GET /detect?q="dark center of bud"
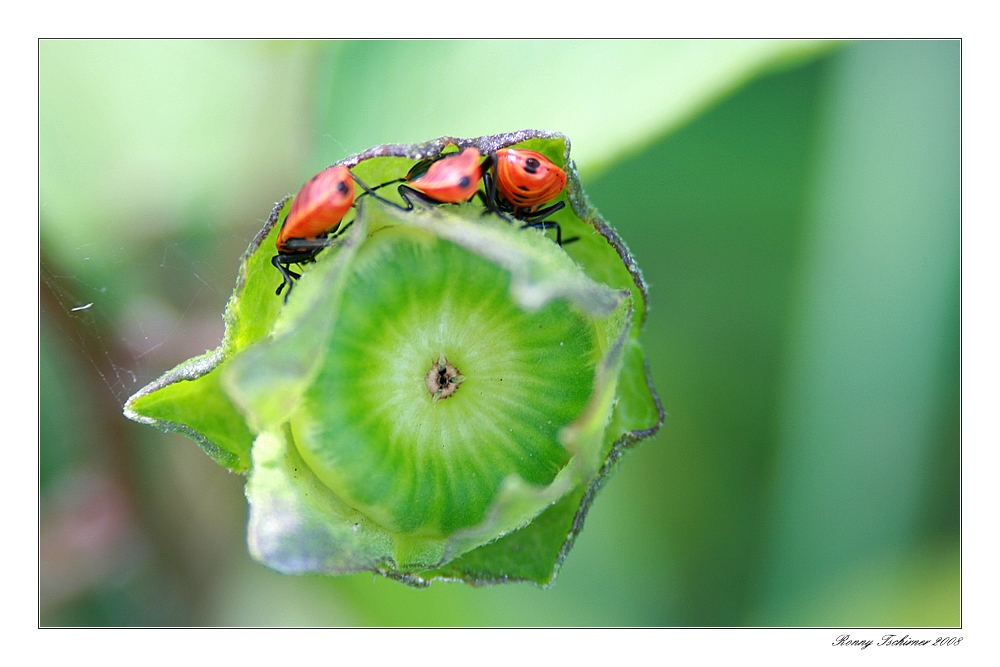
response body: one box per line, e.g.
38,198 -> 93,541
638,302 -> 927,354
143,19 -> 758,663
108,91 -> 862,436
425,352 -> 466,403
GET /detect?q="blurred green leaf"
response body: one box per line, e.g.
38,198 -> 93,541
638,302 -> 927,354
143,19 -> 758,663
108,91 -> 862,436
39,40 -> 317,265
580,53 -> 833,625
316,40 -> 837,176
755,40 -> 960,624
763,543 -> 960,626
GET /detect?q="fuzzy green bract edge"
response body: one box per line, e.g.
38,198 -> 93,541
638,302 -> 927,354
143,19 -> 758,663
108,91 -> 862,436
123,130 -> 663,586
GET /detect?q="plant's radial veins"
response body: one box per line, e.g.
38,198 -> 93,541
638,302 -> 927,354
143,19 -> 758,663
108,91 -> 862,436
292,231 -> 599,536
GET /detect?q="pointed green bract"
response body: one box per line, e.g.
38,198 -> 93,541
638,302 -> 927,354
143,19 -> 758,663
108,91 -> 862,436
124,131 -> 663,585
125,353 -> 250,472
123,197 -> 294,474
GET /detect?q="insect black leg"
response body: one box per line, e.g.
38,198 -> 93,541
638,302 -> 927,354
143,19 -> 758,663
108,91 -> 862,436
363,176 -> 407,196
342,182 -> 426,213
480,168 -> 506,219
482,154 -> 501,213
346,173 -> 410,211
272,247 -> 323,302
522,201 -> 566,222
397,184 -> 447,210
521,221 -> 560,245
520,220 -> 579,246
358,156 -> 437,200
518,201 -> 578,246
474,188 -> 490,209
272,255 -> 300,300
477,182 -> 516,225
331,219 -> 354,238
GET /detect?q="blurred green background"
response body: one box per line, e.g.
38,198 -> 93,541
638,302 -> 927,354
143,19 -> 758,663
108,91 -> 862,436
39,40 -> 959,626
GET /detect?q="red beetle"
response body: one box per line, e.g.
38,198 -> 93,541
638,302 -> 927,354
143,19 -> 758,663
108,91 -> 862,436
276,165 -> 355,254
492,148 -> 567,211
483,148 -> 575,245
272,164 -> 374,300
365,145 -> 575,245
365,147 -> 483,211
406,147 -> 483,204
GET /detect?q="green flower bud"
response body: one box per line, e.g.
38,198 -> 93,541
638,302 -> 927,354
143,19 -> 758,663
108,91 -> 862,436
124,131 -> 662,586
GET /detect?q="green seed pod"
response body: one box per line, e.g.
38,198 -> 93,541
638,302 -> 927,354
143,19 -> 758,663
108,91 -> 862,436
125,131 -> 662,586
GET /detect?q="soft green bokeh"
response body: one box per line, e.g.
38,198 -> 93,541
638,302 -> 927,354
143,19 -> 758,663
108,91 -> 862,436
316,40 -> 833,175
754,40 -> 960,625
40,41 -> 317,267
39,40 -> 959,627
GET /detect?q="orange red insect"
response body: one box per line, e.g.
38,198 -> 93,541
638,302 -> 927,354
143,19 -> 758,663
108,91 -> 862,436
405,147 -> 483,205
483,148 -> 572,245
272,146 -> 573,300
271,165 -> 365,300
